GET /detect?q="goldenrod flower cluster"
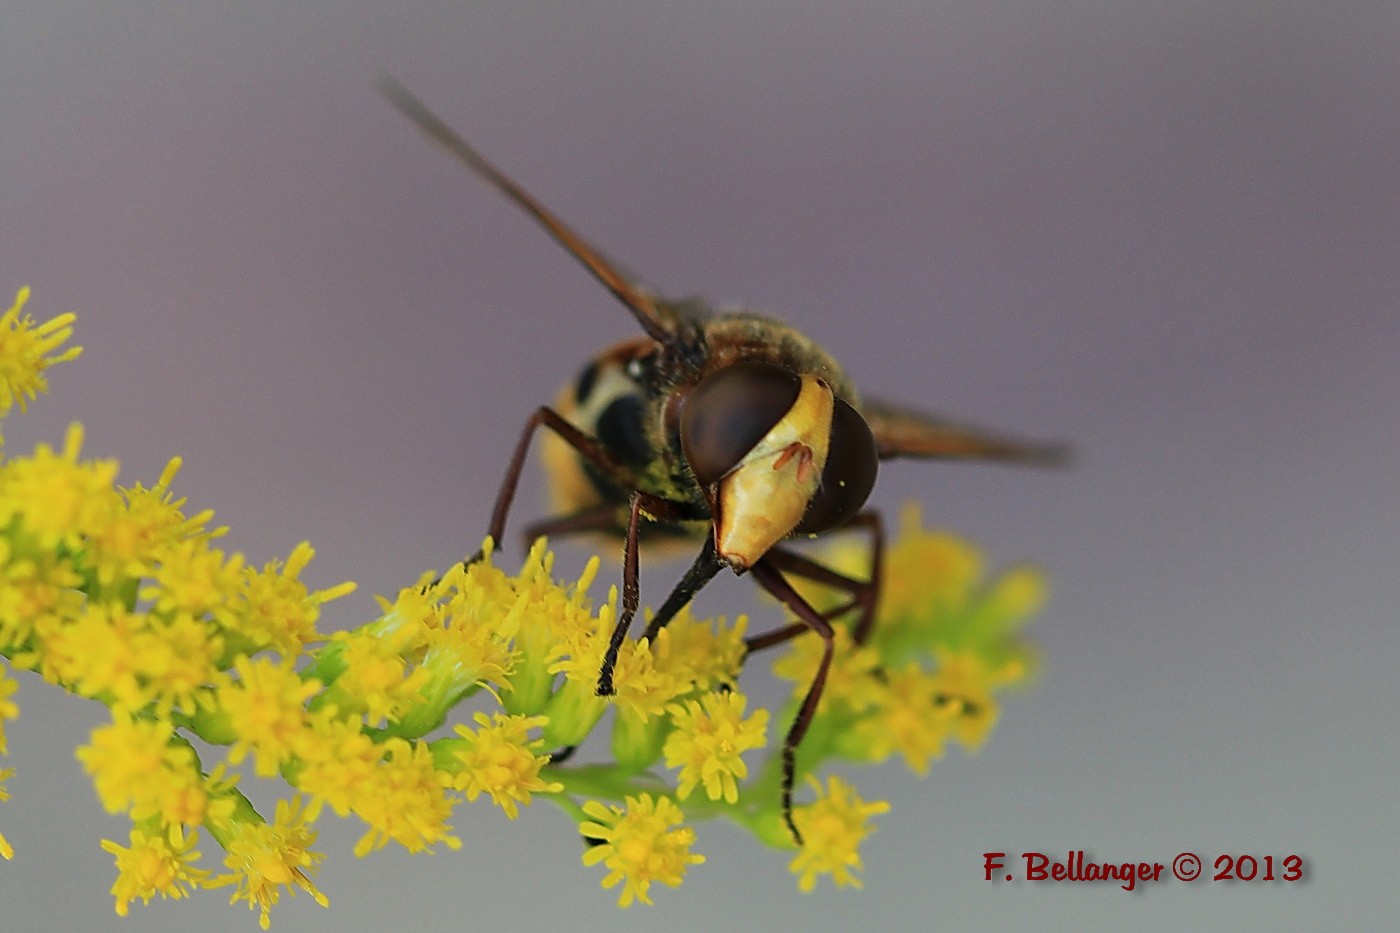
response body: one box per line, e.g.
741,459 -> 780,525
0,287 -> 1047,925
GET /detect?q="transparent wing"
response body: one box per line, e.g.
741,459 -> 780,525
862,398 -> 1069,465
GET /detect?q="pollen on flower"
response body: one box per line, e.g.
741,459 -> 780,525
321,629 -> 430,726
294,709 -> 384,818
580,794 -> 704,907
234,542 -> 353,657
447,711 -> 561,819
928,651 -> 1001,751
853,663 -> 957,774
788,775 -> 889,892
0,767 -> 14,859
76,715 -> 202,821
0,664 -> 17,754
216,657 -> 320,777
143,540 -> 245,631
0,542 -> 84,655
40,601 -> 152,709
346,737 -> 461,857
663,691 -> 768,804
85,457 -> 224,586
648,606 -> 747,691
0,286 -> 82,416
209,796 -> 328,931
101,824 -> 208,917
0,424 -> 120,552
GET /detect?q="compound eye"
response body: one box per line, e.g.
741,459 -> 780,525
795,397 -> 878,534
680,362 -> 801,486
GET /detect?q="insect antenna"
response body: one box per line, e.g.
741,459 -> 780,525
376,75 -> 684,351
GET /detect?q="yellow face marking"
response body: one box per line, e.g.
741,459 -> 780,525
715,374 -> 834,569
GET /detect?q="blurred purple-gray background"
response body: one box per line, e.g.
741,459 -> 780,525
3,2 -> 1397,929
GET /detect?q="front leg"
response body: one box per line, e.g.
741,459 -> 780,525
469,405 -> 634,565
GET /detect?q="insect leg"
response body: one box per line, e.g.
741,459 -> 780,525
600,533 -> 727,695
640,535 -> 724,642
745,509 -> 887,650
744,620 -> 808,653
520,503 -> 621,550
749,557 -> 836,846
472,406 -> 638,563
481,407 -> 620,557
596,492 -> 643,697
842,510 -> 886,644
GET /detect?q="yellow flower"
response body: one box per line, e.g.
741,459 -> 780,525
0,286 -> 82,416
347,737 -> 460,857
216,657 -> 319,777
321,629 -> 430,726
0,664 -> 17,754
77,716 -> 203,821
85,457 -> 223,586
424,616 -> 516,687
134,612 -> 223,717
0,767 -> 13,859
209,796 -> 327,931
0,423 -> 120,551
447,711 -> 561,819
162,763 -> 238,831
41,602 -> 220,716
788,775 -> 889,892
800,503 -> 984,642
554,600 -> 690,722
143,540 -> 245,630
879,504 -> 984,621
413,612 -> 516,723
440,541 -> 598,714
294,709 -> 384,818
928,651 -> 1000,751
0,541 -> 84,654
648,606 -> 747,692
370,574 -> 440,640
580,794 -> 704,907
982,564 -> 1047,624
0,297 -> 1049,919
442,539 -> 599,656
853,663 -> 956,774
663,692 -> 768,803
100,824 -> 208,917
235,542 -> 353,656
41,601 -> 151,709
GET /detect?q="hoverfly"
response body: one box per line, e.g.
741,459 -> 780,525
379,78 -> 1063,841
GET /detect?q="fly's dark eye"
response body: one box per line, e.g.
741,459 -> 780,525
795,397 -> 878,534
680,362 -> 801,486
